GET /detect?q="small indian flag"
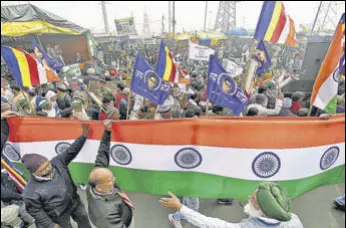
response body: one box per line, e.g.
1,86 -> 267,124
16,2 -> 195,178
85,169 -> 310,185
311,14 -> 345,114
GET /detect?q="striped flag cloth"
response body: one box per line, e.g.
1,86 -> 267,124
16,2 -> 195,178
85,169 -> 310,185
118,191 -> 135,210
1,46 -> 61,87
311,14 -> 345,114
80,85 -> 103,107
1,156 -> 27,193
5,116 -> 345,199
254,1 -> 298,47
156,40 -> 177,82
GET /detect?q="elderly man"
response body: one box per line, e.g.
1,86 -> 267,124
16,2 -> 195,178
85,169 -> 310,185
87,120 -> 134,228
160,182 -> 303,228
21,125 -> 92,228
279,98 -> 295,117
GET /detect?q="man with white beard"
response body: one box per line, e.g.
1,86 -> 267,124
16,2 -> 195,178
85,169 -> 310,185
160,182 -> 303,228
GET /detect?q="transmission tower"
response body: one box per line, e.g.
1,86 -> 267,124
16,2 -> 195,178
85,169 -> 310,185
142,10 -> 151,36
214,1 -> 239,33
311,1 -> 344,35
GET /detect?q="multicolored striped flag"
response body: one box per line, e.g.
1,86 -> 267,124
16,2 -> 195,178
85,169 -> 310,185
1,156 -> 27,193
254,1 -> 298,47
1,46 -> 61,87
311,14 -> 345,114
5,116 -> 345,199
156,40 -> 177,83
80,85 -> 103,107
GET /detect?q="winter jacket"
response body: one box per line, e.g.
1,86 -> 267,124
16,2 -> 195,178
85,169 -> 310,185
56,93 -> 73,117
22,136 -> 87,228
1,172 -> 22,203
87,131 -> 133,228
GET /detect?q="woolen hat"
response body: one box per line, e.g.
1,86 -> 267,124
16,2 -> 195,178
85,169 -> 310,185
21,154 -> 48,174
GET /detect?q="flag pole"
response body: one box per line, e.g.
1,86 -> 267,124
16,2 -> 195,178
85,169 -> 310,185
126,88 -> 132,120
205,99 -> 210,116
242,39 -> 257,93
20,89 -> 36,116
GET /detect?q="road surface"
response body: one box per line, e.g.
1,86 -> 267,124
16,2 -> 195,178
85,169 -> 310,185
71,184 -> 345,228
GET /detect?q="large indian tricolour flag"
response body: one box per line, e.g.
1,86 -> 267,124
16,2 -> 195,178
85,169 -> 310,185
3,116 -> 345,199
311,14 -> 345,114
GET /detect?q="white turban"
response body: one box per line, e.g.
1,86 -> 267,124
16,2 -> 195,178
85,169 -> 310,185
282,98 -> 292,109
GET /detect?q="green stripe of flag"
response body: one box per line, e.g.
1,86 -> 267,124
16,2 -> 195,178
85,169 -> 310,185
16,163 -> 345,200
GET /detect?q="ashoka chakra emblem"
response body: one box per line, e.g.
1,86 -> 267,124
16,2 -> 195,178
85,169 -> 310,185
111,145 -> 132,165
3,143 -> 21,162
175,148 -> 202,169
55,142 -> 71,155
252,152 -> 281,178
320,146 -> 340,170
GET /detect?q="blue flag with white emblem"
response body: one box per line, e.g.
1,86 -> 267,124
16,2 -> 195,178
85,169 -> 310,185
207,55 -> 248,116
253,40 -> 271,75
131,54 -> 170,105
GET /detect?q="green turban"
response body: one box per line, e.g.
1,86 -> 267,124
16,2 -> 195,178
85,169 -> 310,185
256,182 -> 292,222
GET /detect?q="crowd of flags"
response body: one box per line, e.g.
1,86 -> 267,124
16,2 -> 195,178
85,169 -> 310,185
0,1 -> 345,116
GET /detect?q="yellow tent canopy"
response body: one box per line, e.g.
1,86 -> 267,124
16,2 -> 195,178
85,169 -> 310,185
1,4 -> 89,37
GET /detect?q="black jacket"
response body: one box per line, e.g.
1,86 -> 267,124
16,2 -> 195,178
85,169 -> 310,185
1,119 -> 9,153
1,119 -> 22,203
22,135 -> 87,228
56,93 -> 73,118
1,172 -> 22,203
87,131 -> 133,228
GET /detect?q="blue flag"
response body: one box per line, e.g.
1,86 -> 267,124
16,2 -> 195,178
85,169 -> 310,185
32,39 -> 64,71
131,54 -> 170,105
253,40 -> 271,75
207,55 -> 248,116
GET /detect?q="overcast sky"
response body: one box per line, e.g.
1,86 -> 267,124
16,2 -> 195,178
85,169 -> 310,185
2,1 -> 344,34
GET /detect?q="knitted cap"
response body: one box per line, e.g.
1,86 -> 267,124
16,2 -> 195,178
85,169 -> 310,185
21,154 -> 48,174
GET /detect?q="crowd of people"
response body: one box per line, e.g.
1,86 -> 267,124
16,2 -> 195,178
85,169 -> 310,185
1,39 -> 345,228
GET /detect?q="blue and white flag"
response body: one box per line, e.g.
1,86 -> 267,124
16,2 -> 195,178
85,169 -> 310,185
131,54 -> 170,105
207,55 -> 248,116
253,40 -> 271,75
32,39 -> 64,71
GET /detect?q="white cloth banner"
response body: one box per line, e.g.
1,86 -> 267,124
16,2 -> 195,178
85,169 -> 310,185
223,59 -> 243,78
188,41 -> 215,61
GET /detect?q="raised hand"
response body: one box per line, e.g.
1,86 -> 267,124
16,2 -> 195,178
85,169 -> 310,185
159,192 -> 183,211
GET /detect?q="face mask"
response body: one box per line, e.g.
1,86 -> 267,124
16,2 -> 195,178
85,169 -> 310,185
33,169 -> 55,181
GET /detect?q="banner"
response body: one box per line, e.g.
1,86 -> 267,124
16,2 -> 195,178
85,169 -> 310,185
115,17 -> 137,36
189,41 -> 215,61
131,54 -> 170,105
222,59 -> 243,78
4,116 -> 345,199
207,55 -> 248,116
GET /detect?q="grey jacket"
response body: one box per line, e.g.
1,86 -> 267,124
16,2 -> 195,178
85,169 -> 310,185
22,136 -> 87,228
87,131 -> 133,228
